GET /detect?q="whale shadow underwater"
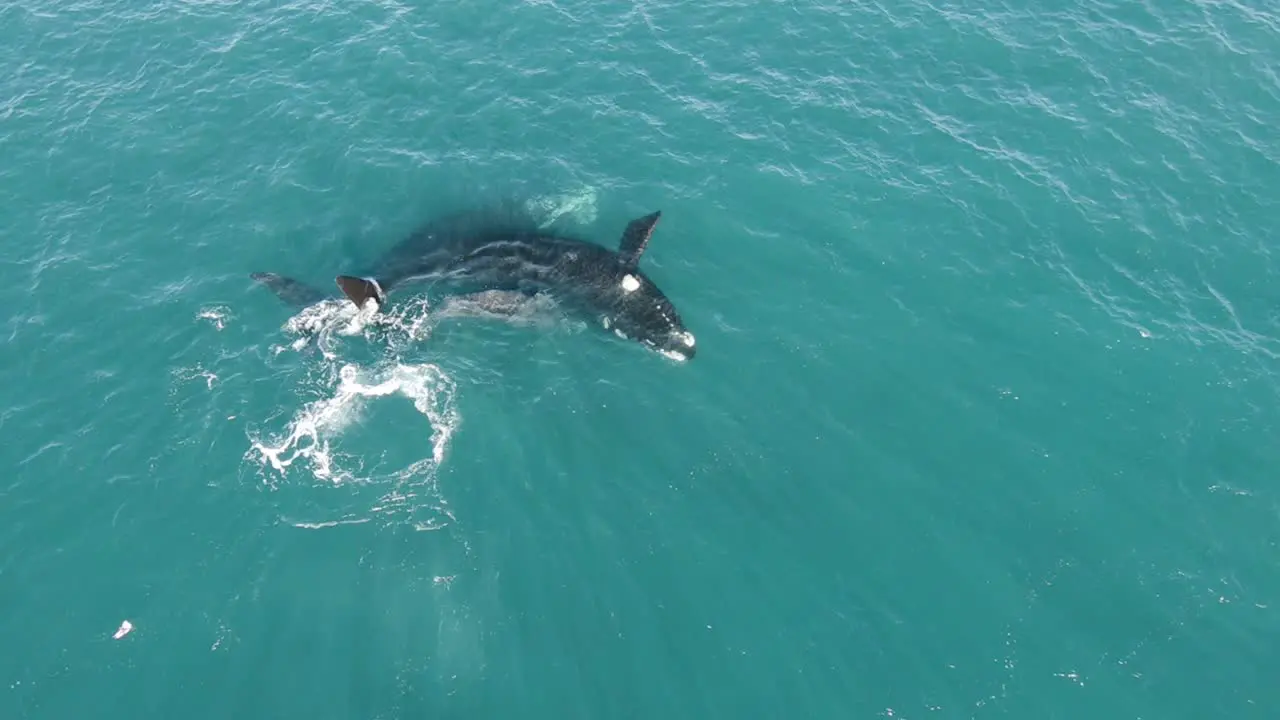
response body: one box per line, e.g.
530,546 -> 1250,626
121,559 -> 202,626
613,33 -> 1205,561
251,203 -> 697,362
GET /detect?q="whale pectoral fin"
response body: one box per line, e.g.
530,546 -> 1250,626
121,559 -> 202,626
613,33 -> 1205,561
251,272 -> 329,308
618,210 -> 661,269
336,275 -> 386,310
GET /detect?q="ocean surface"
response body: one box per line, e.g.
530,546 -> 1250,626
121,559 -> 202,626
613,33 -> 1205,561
3,0 -> 1278,717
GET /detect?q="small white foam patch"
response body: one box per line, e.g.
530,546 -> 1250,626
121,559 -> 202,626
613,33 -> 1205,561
274,299 -> 369,359
288,518 -> 372,530
173,364 -> 218,389
270,294 -> 431,360
621,274 -> 640,292
197,306 -> 231,331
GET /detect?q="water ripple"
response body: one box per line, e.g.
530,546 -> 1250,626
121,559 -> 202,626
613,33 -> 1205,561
3,0 -> 1280,716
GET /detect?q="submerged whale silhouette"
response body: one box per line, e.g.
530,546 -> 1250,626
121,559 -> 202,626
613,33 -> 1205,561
252,204 -> 696,361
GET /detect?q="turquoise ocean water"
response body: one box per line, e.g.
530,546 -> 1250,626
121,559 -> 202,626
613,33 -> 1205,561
3,0 -> 1278,717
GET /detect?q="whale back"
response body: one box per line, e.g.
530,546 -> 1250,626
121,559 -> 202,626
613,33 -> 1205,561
386,202 -> 542,260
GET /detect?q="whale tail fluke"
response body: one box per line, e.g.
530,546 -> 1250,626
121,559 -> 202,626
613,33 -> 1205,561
251,272 -> 329,308
336,275 -> 386,310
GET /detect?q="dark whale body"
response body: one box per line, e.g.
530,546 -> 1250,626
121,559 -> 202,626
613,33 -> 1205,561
253,204 -> 696,361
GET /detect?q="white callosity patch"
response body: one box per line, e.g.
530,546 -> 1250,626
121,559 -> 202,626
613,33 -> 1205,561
621,274 -> 641,293
679,331 -> 695,348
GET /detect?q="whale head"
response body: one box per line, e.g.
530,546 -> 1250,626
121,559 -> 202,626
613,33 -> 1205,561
598,270 -> 696,362
574,209 -> 696,361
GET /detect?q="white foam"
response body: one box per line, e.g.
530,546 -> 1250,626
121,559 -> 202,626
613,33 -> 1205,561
270,298 -> 368,360
171,364 -> 218,391
197,306 -> 231,331
270,295 -> 432,360
247,361 -> 459,485
288,518 -> 372,530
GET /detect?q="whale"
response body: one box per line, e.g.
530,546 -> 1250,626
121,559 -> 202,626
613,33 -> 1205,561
251,271 -> 542,319
252,204 -> 696,361
250,272 -> 556,335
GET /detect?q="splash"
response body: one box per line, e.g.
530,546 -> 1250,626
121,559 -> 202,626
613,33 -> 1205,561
239,280 -> 468,526
246,287 -> 565,489
270,297 -> 384,360
247,360 -> 459,485
197,305 -> 232,331
172,363 -> 218,389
